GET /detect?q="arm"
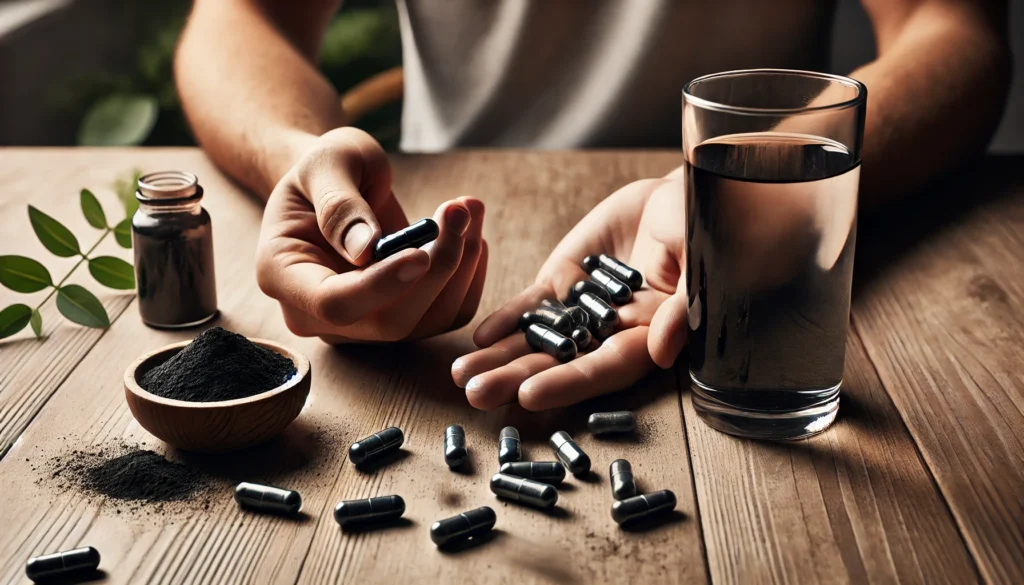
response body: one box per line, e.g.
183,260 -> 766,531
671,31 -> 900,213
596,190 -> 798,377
174,0 -> 345,198
854,0 -> 1011,206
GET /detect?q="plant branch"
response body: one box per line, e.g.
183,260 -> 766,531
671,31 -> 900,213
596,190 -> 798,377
34,228 -> 112,311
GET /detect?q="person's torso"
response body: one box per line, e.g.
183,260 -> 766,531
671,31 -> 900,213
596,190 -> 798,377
396,0 -> 835,151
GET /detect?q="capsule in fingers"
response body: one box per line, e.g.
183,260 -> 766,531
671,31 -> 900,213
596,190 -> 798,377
430,506 -> 497,547
584,254 -> 644,291
500,461 -> 566,484
611,490 -> 677,525
444,424 -> 467,468
588,411 -> 637,436
526,324 -> 577,362
590,268 -> 633,304
568,280 -> 611,305
334,495 -> 405,527
609,459 -> 637,500
549,431 -> 591,476
498,426 -> 521,464
25,547 -> 100,582
374,218 -> 440,260
519,307 -> 573,335
578,293 -> 618,338
234,482 -> 303,515
490,473 -> 558,509
349,426 -> 405,466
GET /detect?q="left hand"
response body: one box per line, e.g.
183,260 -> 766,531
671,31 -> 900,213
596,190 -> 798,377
451,178 -> 691,410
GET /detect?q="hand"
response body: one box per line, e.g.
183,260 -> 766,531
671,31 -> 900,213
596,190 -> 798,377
255,128 -> 488,343
451,178 -> 690,410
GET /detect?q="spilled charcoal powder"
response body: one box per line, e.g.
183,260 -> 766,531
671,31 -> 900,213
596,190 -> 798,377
140,327 -> 297,402
82,450 -> 210,502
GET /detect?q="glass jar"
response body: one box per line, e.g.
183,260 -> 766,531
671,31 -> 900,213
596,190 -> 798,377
132,171 -> 218,328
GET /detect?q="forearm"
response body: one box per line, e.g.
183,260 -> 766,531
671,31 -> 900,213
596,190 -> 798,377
852,1 -> 1011,207
175,0 -> 345,199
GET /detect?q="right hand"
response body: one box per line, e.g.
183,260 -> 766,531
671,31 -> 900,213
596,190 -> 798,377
255,128 -> 487,343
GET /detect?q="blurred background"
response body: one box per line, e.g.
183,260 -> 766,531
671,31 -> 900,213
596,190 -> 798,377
0,0 -> 1021,151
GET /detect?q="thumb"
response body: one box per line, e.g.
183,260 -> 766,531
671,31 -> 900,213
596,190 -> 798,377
648,283 -> 690,369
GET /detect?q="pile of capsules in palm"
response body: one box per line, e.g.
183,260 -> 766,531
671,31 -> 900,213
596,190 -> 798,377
520,254 -> 643,363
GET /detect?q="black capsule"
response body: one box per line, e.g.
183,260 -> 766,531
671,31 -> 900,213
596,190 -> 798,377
349,426 -> 405,466
584,254 -> 643,291
444,424 -> 467,468
490,473 -> 558,509
525,324 -> 577,362
588,411 -> 637,436
549,431 -> 591,476
577,293 -> 618,338
566,306 -> 590,329
430,506 -> 497,547
571,327 -> 592,350
519,307 -> 573,335
500,461 -> 566,484
373,218 -> 440,260
334,495 -> 406,527
234,482 -> 302,515
498,426 -> 521,464
590,268 -> 633,304
611,490 -> 677,525
25,547 -> 100,582
609,459 -> 637,500
567,280 -> 611,304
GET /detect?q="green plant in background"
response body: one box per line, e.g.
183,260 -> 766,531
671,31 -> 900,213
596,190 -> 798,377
0,172 -> 140,339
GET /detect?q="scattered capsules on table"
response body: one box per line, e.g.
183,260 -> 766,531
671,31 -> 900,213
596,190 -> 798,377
549,431 -> 592,476
334,495 -> 406,527
349,426 -> 405,466
588,411 -> 637,436
583,254 -> 644,291
490,473 -> 558,509
234,482 -> 303,515
444,424 -> 468,468
609,459 -> 638,500
498,426 -> 522,464
500,461 -> 566,484
374,218 -> 439,260
589,268 -> 633,304
611,490 -> 677,525
430,506 -> 497,547
525,324 -> 577,362
25,547 -> 100,583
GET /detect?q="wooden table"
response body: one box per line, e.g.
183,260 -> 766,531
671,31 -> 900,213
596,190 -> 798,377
0,149 -> 1021,585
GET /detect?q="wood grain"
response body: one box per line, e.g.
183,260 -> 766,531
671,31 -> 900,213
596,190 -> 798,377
851,157 -> 1024,585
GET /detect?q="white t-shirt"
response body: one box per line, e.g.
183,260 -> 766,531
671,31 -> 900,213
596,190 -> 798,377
395,0 -> 835,152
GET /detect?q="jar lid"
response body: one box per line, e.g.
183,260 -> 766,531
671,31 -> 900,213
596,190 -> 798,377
137,171 -> 199,200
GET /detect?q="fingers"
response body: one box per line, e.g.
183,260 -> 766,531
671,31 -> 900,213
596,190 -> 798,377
467,353 -> 559,410
648,288 -> 689,369
452,334 -> 532,388
473,283 -> 557,348
452,239 -> 488,331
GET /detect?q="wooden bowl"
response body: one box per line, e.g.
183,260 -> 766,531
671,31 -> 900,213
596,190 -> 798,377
124,338 -> 311,453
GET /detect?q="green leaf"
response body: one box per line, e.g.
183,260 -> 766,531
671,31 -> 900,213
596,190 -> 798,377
80,189 -> 108,229
114,218 -> 133,249
56,285 -> 110,328
88,256 -> 135,290
114,170 -> 141,219
0,255 -> 53,293
77,94 -> 158,146
0,304 -> 32,339
29,309 -> 42,337
28,206 -> 81,257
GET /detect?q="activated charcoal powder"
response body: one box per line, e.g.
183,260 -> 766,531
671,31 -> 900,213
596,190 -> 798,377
140,327 -> 297,402
83,450 -> 210,502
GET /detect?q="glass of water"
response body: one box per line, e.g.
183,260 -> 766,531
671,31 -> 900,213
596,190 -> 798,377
683,69 -> 867,440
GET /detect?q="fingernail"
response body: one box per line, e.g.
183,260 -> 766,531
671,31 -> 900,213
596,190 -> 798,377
342,222 -> 373,259
445,205 -> 471,236
466,376 -> 483,394
397,260 -> 428,282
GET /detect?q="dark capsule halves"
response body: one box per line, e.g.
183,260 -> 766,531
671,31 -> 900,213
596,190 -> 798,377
611,490 -> 677,525
588,411 -> 637,436
571,327 -> 593,350
577,293 -> 618,338
567,280 -> 611,305
334,495 -> 406,526
566,306 -> 590,329
444,424 -> 467,468
498,426 -> 521,464
500,461 -> 566,484
234,482 -> 303,515
549,431 -> 591,476
525,324 -> 577,363
490,473 -> 558,509
349,426 -> 405,466
519,307 -> 573,335
590,268 -> 632,304
374,218 -> 440,260
609,459 -> 637,500
584,254 -> 644,291
25,547 -> 100,582
430,506 -> 497,547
